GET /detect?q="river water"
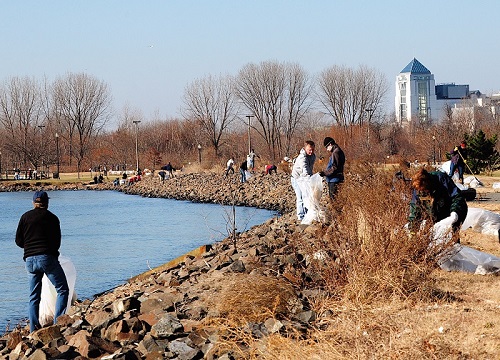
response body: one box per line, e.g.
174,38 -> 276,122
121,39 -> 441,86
0,190 -> 276,330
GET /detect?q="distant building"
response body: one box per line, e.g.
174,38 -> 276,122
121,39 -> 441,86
394,58 -> 498,126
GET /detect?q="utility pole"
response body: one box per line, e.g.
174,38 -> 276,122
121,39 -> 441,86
133,120 -> 141,172
55,133 -> 60,178
246,115 -> 254,154
365,108 -> 374,145
38,125 -> 45,175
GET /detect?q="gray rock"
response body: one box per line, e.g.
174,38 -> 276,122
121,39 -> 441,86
151,314 -> 183,338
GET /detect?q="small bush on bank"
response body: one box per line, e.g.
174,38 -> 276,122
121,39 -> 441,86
211,273 -> 299,324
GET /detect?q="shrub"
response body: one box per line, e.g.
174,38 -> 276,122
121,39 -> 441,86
292,163 -> 447,303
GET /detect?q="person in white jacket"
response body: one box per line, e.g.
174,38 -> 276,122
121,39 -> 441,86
291,140 -> 316,221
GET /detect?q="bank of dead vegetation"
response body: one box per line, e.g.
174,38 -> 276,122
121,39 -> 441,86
201,164 -> 500,359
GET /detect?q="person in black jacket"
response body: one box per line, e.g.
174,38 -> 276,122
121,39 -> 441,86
408,168 -> 468,239
15,191 -> 69,332
240,160 -> 248,183
449,141 -> 468,184
319,137 -> 345,200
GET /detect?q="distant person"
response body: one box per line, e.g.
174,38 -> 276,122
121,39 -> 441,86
247,149 -> 259,171
158,170 -> 166,182
408,168 -> 468,238
15,191 -> 69,333
291,140 -> 316,221
165,162 -> 174,178
265,164 -> 277,175
449,141 -> 467,184
240,160 -> 248,183
225,157 -> 235,176
319,137 -> 345,200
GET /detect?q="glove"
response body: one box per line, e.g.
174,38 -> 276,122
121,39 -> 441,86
454,147 -> 459,151
319,171 -> 325,177
432,212 -> 458,245
449,211 -> 459,223
440,212 -> 458,227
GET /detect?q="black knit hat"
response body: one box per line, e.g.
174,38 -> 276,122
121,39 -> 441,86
323,137 -> 335,147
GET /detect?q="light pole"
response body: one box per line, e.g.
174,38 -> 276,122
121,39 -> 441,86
246,115 -> 254,154
197,144 -> 202,163
0,151 -> 2,180
38,125 -> 45,175
432,135 -> 436,165
365,108 -> 374,145
133,120 -> 141,173
55,133 -> 60,178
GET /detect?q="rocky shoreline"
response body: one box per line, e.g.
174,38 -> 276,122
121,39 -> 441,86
1,172 -> 327,359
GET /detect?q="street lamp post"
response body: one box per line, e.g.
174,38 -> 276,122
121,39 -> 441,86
365,108 -> 374,145
38,125 -> 45,177
55,133 -> 60,178
0,151 -> 2,180
197,144 -> 202,163
246,115 -> 254,154
432,135 -> 436,165
133,120 -> 141,173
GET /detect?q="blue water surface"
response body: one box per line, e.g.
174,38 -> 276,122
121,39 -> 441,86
0,190 -> 276,330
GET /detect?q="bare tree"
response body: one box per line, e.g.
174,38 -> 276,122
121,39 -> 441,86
182,74 -> 239,156
52,73 -> 111,177
236,61 -> 312,161
317,65 -> 387,138
0,76 -> 46,169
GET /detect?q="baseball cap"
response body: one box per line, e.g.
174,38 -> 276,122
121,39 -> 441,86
33,191 -> 49,203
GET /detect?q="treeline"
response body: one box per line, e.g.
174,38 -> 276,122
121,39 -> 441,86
1,61 -> 499,175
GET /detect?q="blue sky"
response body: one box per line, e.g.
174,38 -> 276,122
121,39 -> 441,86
2,1 -> 498,127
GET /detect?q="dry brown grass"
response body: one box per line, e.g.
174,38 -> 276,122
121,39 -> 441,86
290,163 -> 448,303
210,273 -> 299,324
202,166 -> 500,359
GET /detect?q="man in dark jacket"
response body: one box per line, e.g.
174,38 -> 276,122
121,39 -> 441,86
240,160 -> 248,183
16,191 -> 69,332
319,137 -> 345,200
408,168 -> 468,237
449,141 -> 467,184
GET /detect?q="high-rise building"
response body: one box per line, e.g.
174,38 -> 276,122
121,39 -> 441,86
395,58 -> 471,125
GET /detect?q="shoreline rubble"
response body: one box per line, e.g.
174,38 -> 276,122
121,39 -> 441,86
1,172 -> 326,359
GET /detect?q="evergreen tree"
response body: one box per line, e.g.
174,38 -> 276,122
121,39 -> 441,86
464,130 -> 500,174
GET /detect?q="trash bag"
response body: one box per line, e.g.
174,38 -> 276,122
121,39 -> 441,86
297,173 -> 325,225
464,176 -> 483,188
461,207 -> 500,236
439,244 -> 500,274
39,255 -> 77,326
439,161 -> 451,175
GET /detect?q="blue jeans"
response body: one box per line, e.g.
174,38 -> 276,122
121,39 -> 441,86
240,168 -> 247,183
449,162 -> 464,183
25,255 -> 69,332
291,177 -> 306,220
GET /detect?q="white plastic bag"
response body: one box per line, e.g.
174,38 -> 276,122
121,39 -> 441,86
439,161 -> 451,175
460,207 -> 500,236
464,176 -> 482,188
39,255 -> 77,326
440,244 -> 500,274
297,173 -> 325,225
